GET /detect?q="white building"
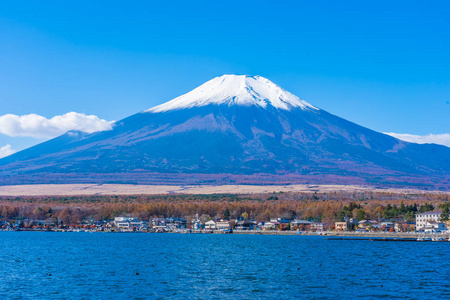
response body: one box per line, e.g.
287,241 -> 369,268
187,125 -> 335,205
114,217 -> 144,230
423,221 -> 447,233
310,223 -> 327,232
416,211 -> 441,230
290,219 -> 311,228
205,220 -> 216,230
216,220 -> 230,230
263,222 -> 276,230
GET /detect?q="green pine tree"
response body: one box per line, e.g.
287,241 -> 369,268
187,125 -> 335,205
440,205 -> 449,222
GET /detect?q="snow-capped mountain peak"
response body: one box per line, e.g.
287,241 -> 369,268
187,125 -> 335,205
146,75 -> 318,113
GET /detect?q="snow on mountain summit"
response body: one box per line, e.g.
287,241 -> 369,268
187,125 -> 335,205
146,75 -> 318,113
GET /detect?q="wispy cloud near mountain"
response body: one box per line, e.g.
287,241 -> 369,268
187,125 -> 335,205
0,144 -> 16,158
0,112 -> 113,139
385,132 -> 450,148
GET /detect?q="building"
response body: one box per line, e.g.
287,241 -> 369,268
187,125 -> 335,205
204,220 -> 216,230
310,223 -> 328,232
262,221 -> 276,230
165,218 -> 187,230
191,217 -> 202,230
151,218 -> 166,227
215,220 -> 231,230
416,211 -> 441,230
394,222 -> 415,232
335,222 -> 348,231
234,220 -> 256,230
358,220 -> 379,230
114,217 -> 145,230
267,218 -> 291,230
290,219 -> 311,230
422,221 -> 447,233
381,222 -> 394,231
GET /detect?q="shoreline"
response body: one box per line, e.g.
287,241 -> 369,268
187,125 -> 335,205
2,229 -> 449,240
216,231 -> 450,239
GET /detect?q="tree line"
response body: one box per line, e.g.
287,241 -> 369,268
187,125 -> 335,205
0,191 -> 448,225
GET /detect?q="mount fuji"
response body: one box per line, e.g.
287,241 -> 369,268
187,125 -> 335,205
0,75 -> 449,188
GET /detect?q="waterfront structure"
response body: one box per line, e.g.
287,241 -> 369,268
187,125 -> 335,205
394,222 -> 416,232
266,218 -> 291,230
290,219 -> 311,230
422,221 -> 447,233
205,220 -> 216,230
235,220 -> 256,230
215,220 -> 231,230
262,222 -> 276,230
204,219 -> 232,230
165,218 -> 188,230
381,222 -> 394,231
192,219 -> 202,230
416,211 -> 441,230
358,220 -> 379,230
152,218 -> 166,228
310,223 -> 328,232
114,217 -> 145,230
335,222 -> 348,231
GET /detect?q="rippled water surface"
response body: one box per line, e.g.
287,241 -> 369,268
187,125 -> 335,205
0,232 -> 449,299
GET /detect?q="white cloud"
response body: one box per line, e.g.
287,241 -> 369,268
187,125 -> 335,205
385,132 -> 450,148
0,144 -> 16,158
0,112 -> 113,139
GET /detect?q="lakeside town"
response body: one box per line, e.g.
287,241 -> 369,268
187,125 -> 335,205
1,192 -> 449,241
2,209 -> 449,240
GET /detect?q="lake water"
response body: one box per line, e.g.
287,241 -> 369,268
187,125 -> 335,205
0,232 -> 448,299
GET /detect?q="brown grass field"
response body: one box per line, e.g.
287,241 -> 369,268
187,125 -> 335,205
0,183 -> 448,196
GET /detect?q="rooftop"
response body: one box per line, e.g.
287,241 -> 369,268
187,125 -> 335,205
417,211 -> 442,215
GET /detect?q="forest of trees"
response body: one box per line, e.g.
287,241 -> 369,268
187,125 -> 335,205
0,191 -> 448,226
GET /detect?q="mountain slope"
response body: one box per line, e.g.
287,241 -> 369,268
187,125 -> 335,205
0,75 -> 449,187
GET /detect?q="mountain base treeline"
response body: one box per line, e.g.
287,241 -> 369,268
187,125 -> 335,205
0,191 -> 448,226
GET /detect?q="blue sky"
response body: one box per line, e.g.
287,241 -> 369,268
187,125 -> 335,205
0,1 -> 449,155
